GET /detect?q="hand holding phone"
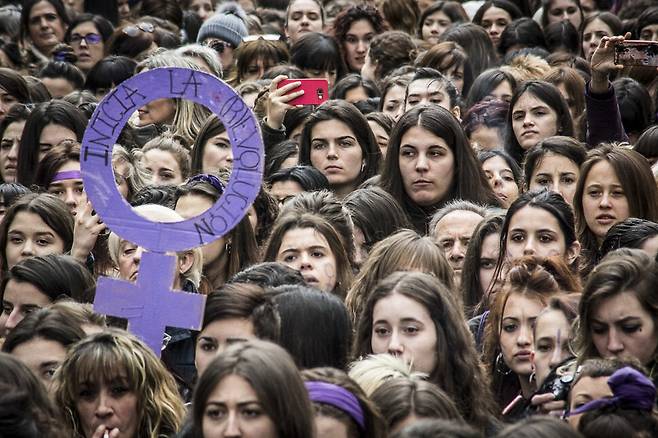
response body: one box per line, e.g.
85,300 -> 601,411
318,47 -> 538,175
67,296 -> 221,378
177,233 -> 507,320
276,78 -> 329,106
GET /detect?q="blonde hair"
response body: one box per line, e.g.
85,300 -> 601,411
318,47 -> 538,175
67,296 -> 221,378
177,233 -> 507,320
107,204 -> 203,288
348,354 -> 426,396
53,329 -> 185,438
501,54 -> 551,82
112,144 -> 149,200
136,51 -> 212,144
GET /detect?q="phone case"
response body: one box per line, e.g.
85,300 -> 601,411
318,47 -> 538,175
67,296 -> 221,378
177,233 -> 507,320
277,79 -> 329,105
614,40 -> 658,67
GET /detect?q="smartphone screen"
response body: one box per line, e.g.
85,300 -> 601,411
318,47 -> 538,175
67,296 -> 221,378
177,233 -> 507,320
614,40 -> 658,67
276,78 -> 329,106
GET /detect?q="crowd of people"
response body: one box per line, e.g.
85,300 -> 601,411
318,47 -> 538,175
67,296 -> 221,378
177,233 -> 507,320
1,0 -> 658,436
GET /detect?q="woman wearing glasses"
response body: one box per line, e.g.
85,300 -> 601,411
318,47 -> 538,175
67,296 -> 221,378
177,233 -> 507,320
64,14 -> 114,74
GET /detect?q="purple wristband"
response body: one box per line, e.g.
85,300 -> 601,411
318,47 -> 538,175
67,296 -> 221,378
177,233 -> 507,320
52,170 -> 82,183
305,381 -> 365,430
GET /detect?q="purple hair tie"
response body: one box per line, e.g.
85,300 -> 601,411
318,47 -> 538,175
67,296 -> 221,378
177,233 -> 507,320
305,381 -> 366,430
51,170 -> 82,183
570,366 -> 656,416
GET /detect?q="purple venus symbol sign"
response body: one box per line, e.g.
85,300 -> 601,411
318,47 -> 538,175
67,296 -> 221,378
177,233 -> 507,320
81,67 -> 263,355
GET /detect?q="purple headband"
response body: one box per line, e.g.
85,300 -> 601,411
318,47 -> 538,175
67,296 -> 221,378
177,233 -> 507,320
51,170 -> 82,183
570,366 -> 656,416
305,381 -> 366,430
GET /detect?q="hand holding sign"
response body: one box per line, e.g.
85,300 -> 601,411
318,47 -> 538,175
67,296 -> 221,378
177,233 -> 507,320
81,67 -> 264,355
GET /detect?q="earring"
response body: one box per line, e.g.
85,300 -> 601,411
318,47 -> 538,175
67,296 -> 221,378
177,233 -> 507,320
360,161 -> 365,172
225,241 -> 232,256
495,352 -> 512,376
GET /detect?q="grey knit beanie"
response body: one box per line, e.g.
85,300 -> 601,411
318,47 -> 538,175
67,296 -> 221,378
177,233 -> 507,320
196,3 -> 248,47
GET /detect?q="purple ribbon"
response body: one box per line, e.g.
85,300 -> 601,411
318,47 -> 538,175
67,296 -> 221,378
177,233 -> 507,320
570,366 -> 656,416
305,381 -> 365,430
52,170 -> 82,183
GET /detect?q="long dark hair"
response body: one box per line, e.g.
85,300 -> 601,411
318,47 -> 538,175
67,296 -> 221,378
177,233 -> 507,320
353,271 -> 498,432
505,81 -> 573,165
380,104 -> 499,232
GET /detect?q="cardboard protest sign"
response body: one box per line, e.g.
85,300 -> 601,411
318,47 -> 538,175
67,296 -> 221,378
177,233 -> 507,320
82,67 -> 264,355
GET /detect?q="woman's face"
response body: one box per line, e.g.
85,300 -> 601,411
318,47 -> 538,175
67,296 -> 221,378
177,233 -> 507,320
500,293 -> 545,376
309,119 -> 363,196
28,1 -> 67,54
195,318 -> 255,376
0,279 -> 51,337
581,160 -> 630,241
482,155 -> 519,208
142,148 -> 183,186
11,337 -> 67,390
567,375 -> 613,429
76,376 -> 139,438
113,160 -> 130,200
506,205 -> 574,261
590,291 -> 658,366
303,67 -> 337,89
203,374 -> 278,438
547,0 -> 582,30
512,91 -> 559,151
0,87 -> 19,121
368,120 -> 389,159
202,131 -> 233,173
175,194 -> 225,267
190,0 -> 214,22
532,309 -> 572,387
481,6 -> 513,47
242,57 -> 279,82
5,211 -> 66,270
582,18 -> 613,61
470,125 -> 504,151
361,51 -> 377,83
381,85 -> 406,120
479,232 -> 500,298
443,63 -> 465,95
398,125 -> 455,207
0,120 -> 24,183
405,79 -> 455,115
421,10 -> 452,45
70,21 -> 105,72
38,123 -> 77,161
489,80 -> 513,103
117,240 -> 143,282
344,19 -> 375,72
269,180 -> 303,205
137,98 -> 176,126
47,160 -> 86,214
286,0 -> 323,44
371,292 -> 438,375
529,152 -> 580,206
276,226 -> 338,292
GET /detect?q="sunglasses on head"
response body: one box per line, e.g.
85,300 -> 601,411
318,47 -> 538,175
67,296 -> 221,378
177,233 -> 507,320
122,22 -> 155,37
242,34 -> 282,42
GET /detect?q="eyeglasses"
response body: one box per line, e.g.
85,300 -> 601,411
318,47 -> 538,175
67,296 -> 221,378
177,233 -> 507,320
242,34 -> 282,42
69,32 -> 102,45
122,22 -> 155,37
204,39 -> 233,54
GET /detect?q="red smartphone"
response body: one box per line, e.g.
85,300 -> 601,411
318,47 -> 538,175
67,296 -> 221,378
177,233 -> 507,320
277,78 -> 329,105
614,40 -> 658,67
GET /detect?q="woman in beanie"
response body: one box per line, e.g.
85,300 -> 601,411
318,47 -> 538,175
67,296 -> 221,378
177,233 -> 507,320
197,2 -> 249,73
